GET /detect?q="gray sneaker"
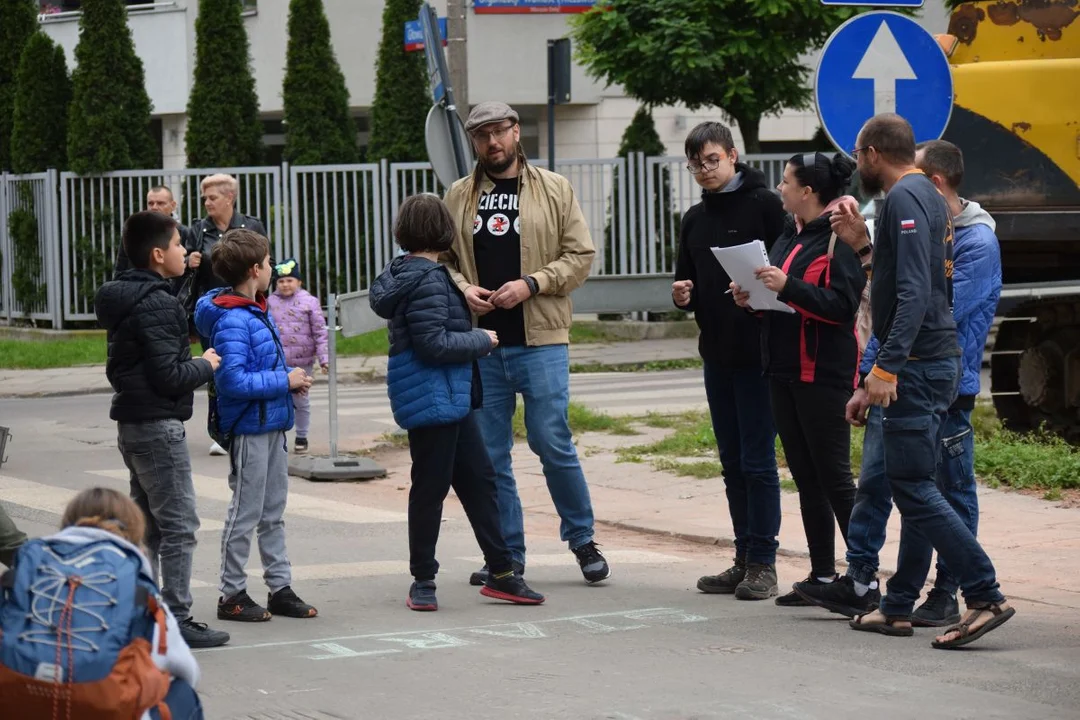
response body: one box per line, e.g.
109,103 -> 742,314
734,563 -> 778,601
697,557 -> 747,594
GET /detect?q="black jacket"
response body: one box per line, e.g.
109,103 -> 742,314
674,164 -> 787,369
762,214 -> 866,388
94,269 -> 214,423
189,212 -> 268,301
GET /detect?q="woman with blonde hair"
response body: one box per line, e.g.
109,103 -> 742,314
0,487 -> 203,720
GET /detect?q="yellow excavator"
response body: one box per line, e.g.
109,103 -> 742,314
937,1 -> 1080,439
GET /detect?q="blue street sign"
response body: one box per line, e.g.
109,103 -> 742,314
820,1 -> 923,6
404,17 -> 447,52
814,11 -> 952,156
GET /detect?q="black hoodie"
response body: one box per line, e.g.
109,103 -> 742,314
673,164 -> 787,369
94,269 -> 214,423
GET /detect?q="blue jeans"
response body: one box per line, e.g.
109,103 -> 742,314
149,679 -> 204,720
846,407 -> 981,595
703,363 -> 781,565
476,344 -> 595,565
879,357 -> 1004,616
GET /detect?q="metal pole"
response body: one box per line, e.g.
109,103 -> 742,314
446,0 -> 468,124
328,292 -> 338,459
547,40 -> 556,172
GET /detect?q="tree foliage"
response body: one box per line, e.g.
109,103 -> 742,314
186,0 -> 263,166
367,0 -> 430,162
283,0 -> 358,164
571,0 -> 863,153
12,33 -> 72,173
67,0 -> 157,174
0,0 -> 37,171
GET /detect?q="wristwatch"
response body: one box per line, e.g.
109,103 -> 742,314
856,242 -> 873,259
522,275 -> 539,296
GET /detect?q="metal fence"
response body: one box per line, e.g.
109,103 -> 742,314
1,154 -> 788,327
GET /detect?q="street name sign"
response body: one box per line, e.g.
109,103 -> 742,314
815,11 -> 952,156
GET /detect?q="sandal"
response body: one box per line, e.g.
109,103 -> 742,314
849,611 -> 914,637
931,602 -> 1015,649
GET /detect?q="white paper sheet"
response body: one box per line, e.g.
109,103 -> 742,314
710,240 -> 795,314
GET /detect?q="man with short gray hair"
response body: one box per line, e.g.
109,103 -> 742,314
441,101 -> 610,586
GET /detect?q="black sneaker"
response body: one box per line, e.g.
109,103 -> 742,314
178,617 -> 230,648
697,557 -> 747,594
407,580 -> 438,612
480,571 -> 545,605
776,575 -> 838,606
912,588 -> 961,627
218,590 -> 272,622
571,541 -> 611,584
268,586 -> 318,618
469,561 -> 525,587
294,437 -> 308,454
734,563 -> 778,601
792,575 -> 881,618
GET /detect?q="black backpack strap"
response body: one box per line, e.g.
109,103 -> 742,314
1,569 -> 15,590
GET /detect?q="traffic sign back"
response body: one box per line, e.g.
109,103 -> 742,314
820,1 -> 923,6
814,11 -> 952,156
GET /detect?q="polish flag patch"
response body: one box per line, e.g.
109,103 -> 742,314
900,219 -> 916,230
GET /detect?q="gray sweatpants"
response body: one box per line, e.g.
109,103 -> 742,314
219,431 -> 292,598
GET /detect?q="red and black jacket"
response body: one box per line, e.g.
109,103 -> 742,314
761,213 -> 866,388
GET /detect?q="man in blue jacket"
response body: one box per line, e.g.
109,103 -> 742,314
795,122 -> 1011,647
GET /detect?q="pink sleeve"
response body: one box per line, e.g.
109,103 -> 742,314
309,295 -> 329,365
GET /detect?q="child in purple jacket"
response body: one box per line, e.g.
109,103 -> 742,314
268,259 -> 328,454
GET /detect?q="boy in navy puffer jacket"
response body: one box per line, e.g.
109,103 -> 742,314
194,229 -> 318,624
370,194 -> 545,612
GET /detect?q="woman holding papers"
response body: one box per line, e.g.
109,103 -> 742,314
732,152 -> 866,606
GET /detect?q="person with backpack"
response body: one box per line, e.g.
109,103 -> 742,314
731,152 -> 866,606
194,228 -> 318,624
0,487 -> 203,720
370,194 -> 546,611
94,211 -> 230,650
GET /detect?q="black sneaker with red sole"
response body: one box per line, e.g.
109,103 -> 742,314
481,572 -> 545,605
218,590 -> 272,622
407,580 -> 438,611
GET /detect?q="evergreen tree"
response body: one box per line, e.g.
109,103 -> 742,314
0,0 -> 40,171
186,0 -> 263,166
367,0 -> 430,162
282,0 -> 358,165
67,0 -> 157,174
12,33 -> 72,174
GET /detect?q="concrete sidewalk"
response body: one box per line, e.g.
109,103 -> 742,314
0,338 -> 701,398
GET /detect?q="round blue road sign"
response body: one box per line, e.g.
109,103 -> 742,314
814,11 -> 953,157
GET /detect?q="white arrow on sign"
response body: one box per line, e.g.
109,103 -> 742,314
852,20 -> 917,115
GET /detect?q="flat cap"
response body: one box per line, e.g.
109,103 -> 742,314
465,101 -> 519,133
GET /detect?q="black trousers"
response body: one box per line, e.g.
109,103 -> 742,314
770,379 -> 857,578
406,411 -> 513,582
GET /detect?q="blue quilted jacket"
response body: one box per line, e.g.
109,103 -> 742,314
194,289 -> 295,435
369,255 -> 493,430
861,200 -> 1001,399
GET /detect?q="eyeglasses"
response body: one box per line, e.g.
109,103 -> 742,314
686,158 -> 722,175
852,146 -> 872,160
471,123 -> 515,144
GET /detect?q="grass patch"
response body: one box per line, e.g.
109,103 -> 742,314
652,458 -> 724,479
378,431 -> 410,449
336,329 -> 389,357
512,400 -> 637,438
0,337 -> 109,369
570,358 -> 703,374
974,426 -> 1080,490
780,478 -> 798,493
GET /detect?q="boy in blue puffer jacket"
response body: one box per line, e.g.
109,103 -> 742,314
370,194 -> 545,611
194,228 -> 318,624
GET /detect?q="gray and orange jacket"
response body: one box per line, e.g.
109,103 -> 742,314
761,202 -> 866,389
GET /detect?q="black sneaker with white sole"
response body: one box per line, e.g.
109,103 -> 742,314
572,541 -> 611,584
912,587 -> 961,627
294,437 -> 308,454
793,575 -> 881,618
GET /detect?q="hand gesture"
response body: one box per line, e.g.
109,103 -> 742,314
288,367 -> 312,392
489,280 -> 532,310
484,329 -> 499,348
464,285 -> 495,315
672,279 -> 694,308
866,372 -> 898,408
188,251 -> 202,269
845,387 -> 871,427
830,199 -> 870,249
729,282 -> 751,308
201,348 -> 220,371
755,266 -> 787,293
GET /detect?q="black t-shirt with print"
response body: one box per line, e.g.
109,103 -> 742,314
473,176 -> 526,347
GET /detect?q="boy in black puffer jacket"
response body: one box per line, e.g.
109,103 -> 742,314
370,194 -> 545,612
93,211 -> 230,650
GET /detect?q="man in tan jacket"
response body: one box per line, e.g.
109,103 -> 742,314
441,101 -> 610,586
